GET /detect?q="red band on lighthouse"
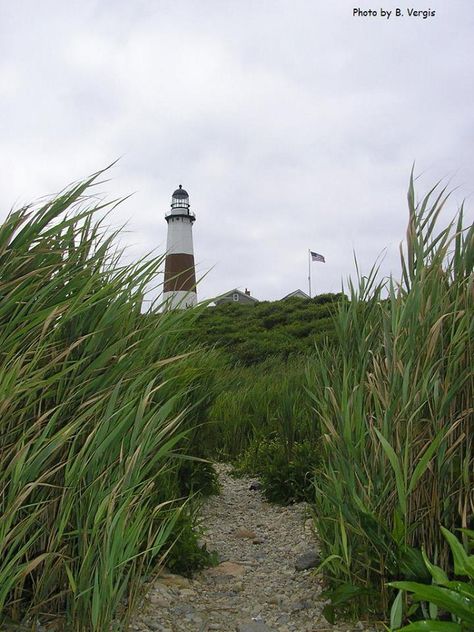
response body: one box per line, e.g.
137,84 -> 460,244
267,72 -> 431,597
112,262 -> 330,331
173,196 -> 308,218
164,253 -> 196,292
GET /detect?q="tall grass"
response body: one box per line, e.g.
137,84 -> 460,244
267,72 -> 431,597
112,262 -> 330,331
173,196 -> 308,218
307,174 -> 473,618
208,357 -> 320,503
0,172 -> 218,630
208,356 -> 314,460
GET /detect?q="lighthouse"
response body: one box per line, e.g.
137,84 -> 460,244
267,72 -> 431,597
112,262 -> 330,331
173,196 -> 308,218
163,185 -> 197,309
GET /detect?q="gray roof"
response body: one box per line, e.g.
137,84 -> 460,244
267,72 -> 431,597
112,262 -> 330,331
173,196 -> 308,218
215,288 -> 259,303
280,289 -> 310,300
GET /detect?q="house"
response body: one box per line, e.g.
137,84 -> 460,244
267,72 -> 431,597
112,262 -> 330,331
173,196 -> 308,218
213,288 -> 259,305
280,289 -> 310,300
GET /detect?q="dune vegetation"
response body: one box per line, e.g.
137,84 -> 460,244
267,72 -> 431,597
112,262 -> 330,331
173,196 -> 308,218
0,170 -> 472,630
191,292 -> 342,365
0,172 -> 220,630
304,177 -> 473,621
202,174 -> 473,623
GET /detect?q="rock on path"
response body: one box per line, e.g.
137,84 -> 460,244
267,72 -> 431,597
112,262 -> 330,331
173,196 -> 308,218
131,464 -> 376,632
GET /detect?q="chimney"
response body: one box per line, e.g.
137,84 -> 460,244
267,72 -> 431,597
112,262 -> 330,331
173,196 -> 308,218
245,288 -> 251,296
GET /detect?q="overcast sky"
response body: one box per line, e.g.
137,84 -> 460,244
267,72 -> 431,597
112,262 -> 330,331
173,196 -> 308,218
0,1 -> 472,302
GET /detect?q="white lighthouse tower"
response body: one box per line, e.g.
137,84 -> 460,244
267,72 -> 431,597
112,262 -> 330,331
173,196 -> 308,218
163,185 -> 197,309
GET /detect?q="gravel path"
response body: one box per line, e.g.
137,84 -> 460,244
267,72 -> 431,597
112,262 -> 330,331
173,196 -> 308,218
131,464 -> 377,632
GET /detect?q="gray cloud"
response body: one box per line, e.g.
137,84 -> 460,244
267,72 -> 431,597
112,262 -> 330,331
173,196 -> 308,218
0,1 -> 472,302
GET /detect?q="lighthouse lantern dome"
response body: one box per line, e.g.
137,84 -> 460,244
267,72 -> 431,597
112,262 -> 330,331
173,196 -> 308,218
171,184 -> 190,209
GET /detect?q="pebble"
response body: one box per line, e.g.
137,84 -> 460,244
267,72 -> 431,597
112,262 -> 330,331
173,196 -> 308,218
294,550 -> 321,571
237,623 -> 274,632
206,561 -> 246,577
131,464 -> 379,632
235,527 -> 257,539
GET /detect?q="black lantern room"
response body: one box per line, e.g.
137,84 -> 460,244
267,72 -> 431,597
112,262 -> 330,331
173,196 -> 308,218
171,184 -> 190,210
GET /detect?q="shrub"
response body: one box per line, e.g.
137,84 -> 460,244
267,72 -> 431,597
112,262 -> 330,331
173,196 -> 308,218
191,294 -> 340,365
236,437 -> 320,504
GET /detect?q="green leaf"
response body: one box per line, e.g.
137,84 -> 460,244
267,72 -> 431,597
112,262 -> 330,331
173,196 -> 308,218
325,582 -> 373,607
373,427 -> 406,515
339,510 -> 350,567
421,549 -> 449,585
390,589 -> 404,629
313,553 -> 343,574
390,582 -> 474,625
428,600 -> 438,620
399,545 -> 431,581
441,527 -> 474,578
407,427 -> 447,494
322,604 -> 335,625
444,580 -> 474,600
397,622 -> 462,631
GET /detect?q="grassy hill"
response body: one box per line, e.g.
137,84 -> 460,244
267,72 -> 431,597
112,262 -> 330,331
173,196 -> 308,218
193,293 -> 343,365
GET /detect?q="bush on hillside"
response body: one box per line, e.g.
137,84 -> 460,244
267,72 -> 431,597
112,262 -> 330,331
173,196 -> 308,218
191,294 -> 343,365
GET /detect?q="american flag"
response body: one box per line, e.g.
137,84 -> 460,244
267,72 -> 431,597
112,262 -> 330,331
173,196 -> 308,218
310,251 -> 325,263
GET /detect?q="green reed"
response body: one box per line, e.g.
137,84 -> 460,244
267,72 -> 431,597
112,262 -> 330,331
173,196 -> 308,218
208,356 -> 314,461
307,173 -> 473,618
0,171 -> 217,630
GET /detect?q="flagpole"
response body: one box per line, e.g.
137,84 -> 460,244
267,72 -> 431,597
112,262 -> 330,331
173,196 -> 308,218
308,249 -> 311,298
